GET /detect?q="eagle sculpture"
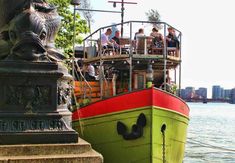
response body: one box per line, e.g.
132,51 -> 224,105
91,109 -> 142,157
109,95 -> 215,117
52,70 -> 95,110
0,0 -> 65,61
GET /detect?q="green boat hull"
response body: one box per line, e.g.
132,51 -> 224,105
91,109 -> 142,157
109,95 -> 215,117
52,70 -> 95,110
73,107 -> 188,163
73,88 -> 189,163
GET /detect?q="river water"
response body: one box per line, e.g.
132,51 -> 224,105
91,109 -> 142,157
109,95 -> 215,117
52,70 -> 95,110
184,103 -> 235,163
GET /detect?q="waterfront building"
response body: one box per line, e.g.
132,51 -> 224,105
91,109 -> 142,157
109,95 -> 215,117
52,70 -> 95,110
178,89 -> 186,99
196,87 -> 207,99
185,87 -> 195,99
212,85 -> 223,100
224,89 -> 231,100
221,87 -> 224,99
230,88 -> 235,104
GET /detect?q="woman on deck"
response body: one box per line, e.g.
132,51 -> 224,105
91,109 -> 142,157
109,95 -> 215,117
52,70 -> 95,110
150,27 -> 164,48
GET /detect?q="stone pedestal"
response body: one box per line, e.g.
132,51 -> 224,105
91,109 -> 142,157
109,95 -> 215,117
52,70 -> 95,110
0,138 -> 103,163
0,61 -> 78,144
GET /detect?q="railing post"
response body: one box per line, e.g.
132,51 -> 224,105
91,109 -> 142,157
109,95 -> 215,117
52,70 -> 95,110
99,29 -> 102,57
99,61 -> 104,99
128,22 -> 133,92
163,23 -> 167,90
178,33 -> 182,96
129,22 -> 133,55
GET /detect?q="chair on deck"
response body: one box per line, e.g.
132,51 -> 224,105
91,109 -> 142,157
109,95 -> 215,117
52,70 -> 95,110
119,38 -> 130,54
136,37 -> 145,54
148,37 -> 164,55
167,47 -> 179,57
97,39 -> 115,56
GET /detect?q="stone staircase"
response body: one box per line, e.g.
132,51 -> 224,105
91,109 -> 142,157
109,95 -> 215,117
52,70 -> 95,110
0,138 -> 103,163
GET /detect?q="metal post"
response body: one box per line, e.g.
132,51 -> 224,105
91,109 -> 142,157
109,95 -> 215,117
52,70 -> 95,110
99,30 -> 104,99
174,68 -> 177,84
163,24 -> 167,90
121,0 -> 124,37
128,22 -> 133,92
129,22 -> 133,54
178,33 -> 182,96
99,61 -> 104,99
72,5 -> 76,79
129,58 -> 132,92
99,30 -> 102,56
108,1 -> 137,37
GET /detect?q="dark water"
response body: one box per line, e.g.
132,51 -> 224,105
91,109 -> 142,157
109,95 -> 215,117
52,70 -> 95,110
184,103 -> 235,163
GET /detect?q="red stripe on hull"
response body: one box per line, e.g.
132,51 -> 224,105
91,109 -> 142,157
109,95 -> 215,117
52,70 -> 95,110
152,89 -> 189,117
72,88 -> 189,120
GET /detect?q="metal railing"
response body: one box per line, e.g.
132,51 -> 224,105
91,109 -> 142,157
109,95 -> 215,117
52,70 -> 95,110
82,20 -> 181,59
79,20 -> 182,95
74,61 -> 92,102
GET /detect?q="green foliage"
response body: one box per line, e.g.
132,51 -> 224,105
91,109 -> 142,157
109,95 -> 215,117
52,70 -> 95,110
146,9 -> 161,22
146,9 -> 162,29
47,0 -> 89,57
80,98 -> 91,107
171,84 -> 178,95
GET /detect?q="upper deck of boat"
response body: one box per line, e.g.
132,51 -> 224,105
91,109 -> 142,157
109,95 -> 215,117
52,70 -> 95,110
78,21 -> 182,70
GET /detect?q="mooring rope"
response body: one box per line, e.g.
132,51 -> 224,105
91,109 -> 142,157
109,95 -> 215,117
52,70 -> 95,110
187,138 -> 235,152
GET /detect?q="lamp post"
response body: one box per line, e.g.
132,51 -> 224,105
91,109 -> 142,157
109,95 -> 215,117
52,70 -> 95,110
108,0 -> 137,37
70,0 -> 80,79
146,64 -> 154,88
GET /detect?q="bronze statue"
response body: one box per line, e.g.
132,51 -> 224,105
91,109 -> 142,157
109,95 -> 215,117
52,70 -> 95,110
0,0 -> 64,61
0,0 -> 78,144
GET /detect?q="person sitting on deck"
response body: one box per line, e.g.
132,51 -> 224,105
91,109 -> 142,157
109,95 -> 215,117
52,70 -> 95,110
112,30 -> 129,54
101,28 -> 117,54
134,28 -> 145,40
111,30 -> 120,48
159,70 -> 173,93
134,28 -> 146,54
111,30 -> 123,54
166,27 -> 180,57
84,64 -> 96,81
150,27 -> 164,48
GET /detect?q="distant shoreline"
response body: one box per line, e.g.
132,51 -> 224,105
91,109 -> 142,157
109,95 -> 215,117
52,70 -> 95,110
184,99 -> 230,104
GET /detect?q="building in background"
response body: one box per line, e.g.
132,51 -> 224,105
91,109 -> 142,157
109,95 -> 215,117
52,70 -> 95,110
196,87 -> 207,99
185,87 -> 195,100
230,88 -> 235,104
224,89 -> 231,100
179,86 -> 233,102
212,85 -> 223,100
178,89 -> 186,99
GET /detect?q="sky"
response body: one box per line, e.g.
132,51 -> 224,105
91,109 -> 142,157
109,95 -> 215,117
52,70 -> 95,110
80,0 -> 235,96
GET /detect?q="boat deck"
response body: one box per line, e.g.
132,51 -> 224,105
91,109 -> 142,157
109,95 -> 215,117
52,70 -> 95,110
81,53 -> 180,70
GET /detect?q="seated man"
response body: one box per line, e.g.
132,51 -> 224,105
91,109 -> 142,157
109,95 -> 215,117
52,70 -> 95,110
134,28 -> 145,40
112,30 -> 129,54
112,30 -> 120,47
84,64 -> 96,81
101,28 -> 116,54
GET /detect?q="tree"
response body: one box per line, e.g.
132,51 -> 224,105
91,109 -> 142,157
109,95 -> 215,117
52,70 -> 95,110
47,0 -> 89,56
145,9 -> 162,29
80,0 -> 94,34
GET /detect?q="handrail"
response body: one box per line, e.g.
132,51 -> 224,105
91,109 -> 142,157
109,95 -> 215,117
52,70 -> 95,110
74,61 -> 92,101
83,20 -> 181,41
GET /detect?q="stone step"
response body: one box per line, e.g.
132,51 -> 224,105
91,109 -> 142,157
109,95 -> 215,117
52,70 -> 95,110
0,150 -> 103,163
0,139 -> 92,156
0,138 -> 103,163
0,139 -> 103,163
